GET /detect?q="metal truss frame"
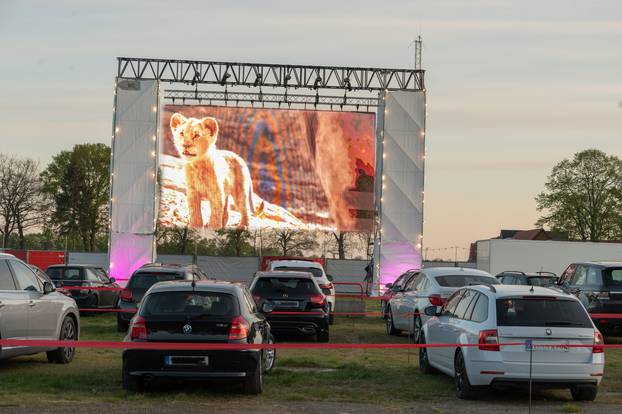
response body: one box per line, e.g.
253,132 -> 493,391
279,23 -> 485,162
118,57 -> 424,92
163,89 -> 380,110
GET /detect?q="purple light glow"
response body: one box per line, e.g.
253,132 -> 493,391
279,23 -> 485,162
109,233 -> 154,286
379,242 -> 422,287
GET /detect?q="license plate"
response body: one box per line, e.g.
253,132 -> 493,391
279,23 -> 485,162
164,356 -> 209,366
525,339 -> 569,352
274,300 -> 299,308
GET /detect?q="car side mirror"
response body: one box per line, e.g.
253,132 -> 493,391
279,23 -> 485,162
109,277 -> 116,283
385,283 -> 393,289
43,281 -> 55,294
262,303 -> 275,313
326,274 -> 334,282
424,305 -> 440,317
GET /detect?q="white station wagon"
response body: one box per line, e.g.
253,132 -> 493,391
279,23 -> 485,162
419,285 -> 604,401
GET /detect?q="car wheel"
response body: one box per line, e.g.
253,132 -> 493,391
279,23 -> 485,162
386,307 -> 400,336
418,333 -> 437,374
454,349 -> 479,399
46,316 -> 77,364
243,357 -> 263,394
317,330 -> 330,343
571,385 -> 598,401
412,314 -> 422,343
122,359 -> 143,392
263,335 -> 276,373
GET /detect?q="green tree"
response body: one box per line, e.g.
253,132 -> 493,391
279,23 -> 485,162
536,149 -> 622,241
216,228 -> 253,256
41,144 -> 111,252
267,229 -> 318,256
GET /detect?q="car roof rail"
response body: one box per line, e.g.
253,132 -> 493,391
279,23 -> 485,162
467,282 -> 496,293
498,270 -> 526,276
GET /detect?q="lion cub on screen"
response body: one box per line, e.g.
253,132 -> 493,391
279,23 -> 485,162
170,113 -> 254,229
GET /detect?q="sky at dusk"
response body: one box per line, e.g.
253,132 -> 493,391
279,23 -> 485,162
1,0 -> 620,260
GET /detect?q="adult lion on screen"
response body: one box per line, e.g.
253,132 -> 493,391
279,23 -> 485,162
170,113 -> 254,229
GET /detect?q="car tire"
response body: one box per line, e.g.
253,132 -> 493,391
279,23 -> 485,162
386,307 -> 400,336
454,349 -> 479,400
418,333 -> 437,375
317,330 -> 330,343
380,301 -> 387,319
243,357 -> 263,394
117,317 -> 129,333
122,359 -> 143,392
571,385 -> 598,401
263,335 -> 276,373
412,314 -> 422,343
46,316 -> 77,364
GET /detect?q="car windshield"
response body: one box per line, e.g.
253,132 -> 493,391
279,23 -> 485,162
527,276 -> 557,286
603,268 -> 622,286
253,277 -> 320,295
273,266 -> 323,278
141,291 -> 237,318
129,272 -> 184,290
434,275 -> 498,287
496,298 -> 592,328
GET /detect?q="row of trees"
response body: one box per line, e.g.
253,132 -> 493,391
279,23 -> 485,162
0,144 -> 111,252
157,227 -> 371,259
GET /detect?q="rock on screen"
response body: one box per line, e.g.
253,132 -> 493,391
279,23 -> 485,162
158,105 -> 376,232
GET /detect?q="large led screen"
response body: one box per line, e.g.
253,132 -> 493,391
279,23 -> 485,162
159,105 -> 376,232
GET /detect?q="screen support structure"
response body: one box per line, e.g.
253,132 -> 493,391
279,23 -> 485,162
109,57 -> 426,289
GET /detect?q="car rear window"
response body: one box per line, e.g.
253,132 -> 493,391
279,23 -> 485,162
252,277 -> 320,295
434,275 -> 498,287
273,266 -> 323,278
496,298 -> 592,328
129,272 -> 184,289
45,267 -> 83,281
141,291 -> 237,317
603,268 -> 622,286
526,276 -> 557,286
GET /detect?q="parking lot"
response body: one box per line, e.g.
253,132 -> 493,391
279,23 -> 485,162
1,300 -> 621,413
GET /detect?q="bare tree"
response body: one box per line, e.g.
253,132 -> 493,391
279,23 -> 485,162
267,228 -> 318,256
0,155 -> 44,248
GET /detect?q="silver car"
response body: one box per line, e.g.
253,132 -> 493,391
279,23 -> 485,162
385,267 -> 498,341
0,253 -> 80,363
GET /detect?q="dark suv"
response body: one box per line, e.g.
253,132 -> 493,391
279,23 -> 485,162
496,271 -> 558,287
559,261 -> 622,333
45,264 -> 120,310
249,271 -> 330,342
117,263 -> 209,332
122,280 -> 275,394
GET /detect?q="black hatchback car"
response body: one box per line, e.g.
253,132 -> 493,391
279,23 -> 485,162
249,271 -> 330,342
122,280 -> 275,394
45,264 -> 120,310
117,263 -> 209,332
496,270 -> 558,287
559,261 -> 622,333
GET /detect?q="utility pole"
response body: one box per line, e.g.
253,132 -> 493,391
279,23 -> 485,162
409,35 -> 423,70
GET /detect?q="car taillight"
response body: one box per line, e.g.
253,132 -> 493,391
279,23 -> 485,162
130,316 -> 147,340
229,316 -> 250,340
309,294 -> 326,306
120,288 -> 132,302
479,329 -> 500,351
428,294 -> 446,307
320,283 -> 333,290
593,332 -> 604,354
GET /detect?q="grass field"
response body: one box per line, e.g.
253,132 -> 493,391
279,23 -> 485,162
1,302 -> 621,408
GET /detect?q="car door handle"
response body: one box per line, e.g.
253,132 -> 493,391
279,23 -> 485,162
28,300 -> 36,307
